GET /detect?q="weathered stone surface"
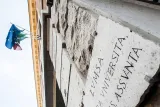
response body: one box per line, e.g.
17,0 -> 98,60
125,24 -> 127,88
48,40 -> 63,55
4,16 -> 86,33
53,31 -> 86,107
60,50 -> 71,106
51,1 -> 98,76
67,65 -> 85,107
52,0 -> 69,36
49,20 -> 53,61
51,0 -> 59,30
65,2 -> 79,61
65,2 -> 98,75
52,29 -> 57,68
54,32 -> 72,106
55,33 -> 63,88
50,1 -> 160,107
83,16 -> 160,107
58,0 -> 69,36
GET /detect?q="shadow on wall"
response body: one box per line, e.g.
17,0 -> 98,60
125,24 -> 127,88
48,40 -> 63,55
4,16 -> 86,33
44,51 -> 65,107
56,81 -> 65,107
137,66 -> 160,107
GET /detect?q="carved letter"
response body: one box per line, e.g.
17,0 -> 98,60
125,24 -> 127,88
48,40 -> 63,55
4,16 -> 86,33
115,92 -> 121,102
98,58 -> 103,66
124,61 -> 133,74
118,38 -> 126,46
114,42 -> 121,51
110,101 -> 117,107
117,85 -> 124,94
119,79 -> 126,89
112,51 -> 119,63
93,71 -> 99,84
128,52 -> 137,62
90,89 -> 94,97
132,48 -> 142,58
109,62 -> 116,70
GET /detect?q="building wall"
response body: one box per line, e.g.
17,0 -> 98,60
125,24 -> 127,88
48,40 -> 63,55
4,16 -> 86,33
49,0 -> 160,107
29,0 -> 160,107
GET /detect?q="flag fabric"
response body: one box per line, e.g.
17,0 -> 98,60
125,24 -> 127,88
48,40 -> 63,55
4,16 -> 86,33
13,43 -> 22,50
17,35 -> 28,42
5,30 -> 15,49
5,24 -> 23,49
16,32 -> 28,44
5,24 -> 27,50
17,32 -> 26,38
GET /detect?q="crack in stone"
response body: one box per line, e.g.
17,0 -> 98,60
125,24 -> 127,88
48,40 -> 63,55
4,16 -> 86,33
57,13 -> 60,33
64,0 -> 69,39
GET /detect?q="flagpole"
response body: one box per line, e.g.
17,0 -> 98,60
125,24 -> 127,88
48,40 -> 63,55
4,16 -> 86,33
10,22 -> 40,40
10,22 -> 30,32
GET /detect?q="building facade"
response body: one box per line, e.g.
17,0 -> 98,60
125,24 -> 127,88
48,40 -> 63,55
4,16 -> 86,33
28,0 -> 160,107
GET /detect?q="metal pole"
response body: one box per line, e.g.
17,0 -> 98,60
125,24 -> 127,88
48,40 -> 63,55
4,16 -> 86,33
10,22 -> 30,33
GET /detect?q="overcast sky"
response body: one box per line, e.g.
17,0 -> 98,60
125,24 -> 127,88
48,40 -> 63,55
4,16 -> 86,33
0,0 -> 37,107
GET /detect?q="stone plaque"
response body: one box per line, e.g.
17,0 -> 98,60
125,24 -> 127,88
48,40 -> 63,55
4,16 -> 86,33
83,16 -> 160,107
